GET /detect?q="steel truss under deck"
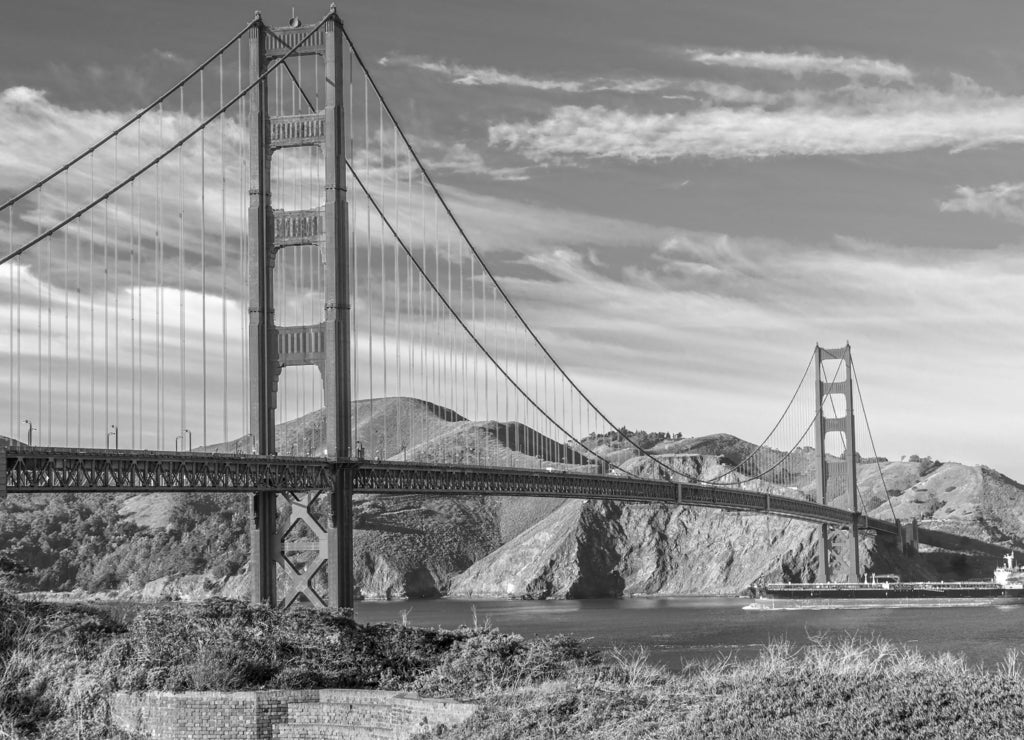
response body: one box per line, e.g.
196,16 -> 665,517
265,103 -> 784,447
2,447 -> 896,536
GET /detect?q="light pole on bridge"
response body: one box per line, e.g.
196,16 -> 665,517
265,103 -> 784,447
22,419 -> 37,446
106,425 -> 119,450
175,429 -> 192,452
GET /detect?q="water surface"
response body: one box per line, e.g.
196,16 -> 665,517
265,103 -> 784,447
356,597 -> 1024,669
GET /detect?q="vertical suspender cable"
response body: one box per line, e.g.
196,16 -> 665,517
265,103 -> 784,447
349,49 -> 358,416
75,175 -> 83,445
419,171 -> 426,450
201,68 -> 208,449
157,104 -> 164,448
113,138 -> 120,443
405,154 -> 416,445
239,43 -> 249,440
135,118 -> 144,447
460,232 -> 467,422
405,139 -> 414,431
293,245 -> 299,425
515,317 -> 522,462
129,144 -> 136,448
366,76 -> 373,441
504,303 -> 510,460
103,186 -> 110,440
64,172 -> 70,445
179,88 -> 186,446
44,229 -> 50,445
221,53 -> 229,446
432,197 -> 439,429
481,262 -> 487,438
379,92 -> 387,455
88,154 -> 95,443
393,121 -> 401,439
446,220 -> 453,429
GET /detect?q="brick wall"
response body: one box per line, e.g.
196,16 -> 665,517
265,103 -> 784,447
109,689 -> 476,739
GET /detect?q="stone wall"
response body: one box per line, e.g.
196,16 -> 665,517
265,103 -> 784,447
109,688 -> 476,739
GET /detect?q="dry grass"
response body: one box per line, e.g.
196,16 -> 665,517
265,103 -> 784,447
420,635 -> 1024,740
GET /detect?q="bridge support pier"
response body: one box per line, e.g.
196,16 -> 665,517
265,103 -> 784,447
327,467 -> 354,607
816,523 -> 830,583
900,518 -> 919,555
813,344 -> 860,583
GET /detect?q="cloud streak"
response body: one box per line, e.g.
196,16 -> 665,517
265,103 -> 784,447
940,182 -> 1024,223
490,79 -> 1024,161
687,49 -> 914,83
379,55 -> 672,94
676,80 -> 782,106
424,141 -> 531,181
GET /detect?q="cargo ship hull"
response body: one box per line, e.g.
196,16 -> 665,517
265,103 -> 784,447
747,582 -> 1024,610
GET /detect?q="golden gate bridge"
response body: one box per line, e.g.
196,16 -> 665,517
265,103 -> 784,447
1,7 -> 927,610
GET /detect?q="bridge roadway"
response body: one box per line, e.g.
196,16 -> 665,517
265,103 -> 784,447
2,447 -> 898,535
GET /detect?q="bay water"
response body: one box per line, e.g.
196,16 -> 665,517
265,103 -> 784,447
356,597 -> 1024,669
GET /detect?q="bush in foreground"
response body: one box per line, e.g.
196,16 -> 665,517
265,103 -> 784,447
99,598 -> 468,692
0,593 -> 132,739
430,636 -> 1024,740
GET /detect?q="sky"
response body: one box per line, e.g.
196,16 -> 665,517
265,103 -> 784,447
1,0 -> 1023,480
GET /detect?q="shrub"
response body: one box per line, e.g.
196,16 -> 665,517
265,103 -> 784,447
411,630 -> 597,698
99,598 -> 470,692
0,597 -> 130,738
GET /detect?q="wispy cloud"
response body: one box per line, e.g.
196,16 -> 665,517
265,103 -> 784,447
425,142 -> 531,181
153,49 -> 187,65
677,80 -> 782,106
379,54 -> 672,94
490,77 -> 1024,161
940,182 -> 1024,223
687,49 -> 913,83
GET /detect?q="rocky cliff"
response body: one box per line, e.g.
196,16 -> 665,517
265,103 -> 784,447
448,453 -> 961,600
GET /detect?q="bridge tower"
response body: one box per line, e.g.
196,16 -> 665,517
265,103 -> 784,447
248,10 -> 354,609
813,344 -> 860,583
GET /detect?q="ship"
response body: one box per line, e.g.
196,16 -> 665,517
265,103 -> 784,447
746,553 -> 1024,610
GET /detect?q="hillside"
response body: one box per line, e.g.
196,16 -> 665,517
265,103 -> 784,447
449,454 -> 957,599
2,398 -> 1023,600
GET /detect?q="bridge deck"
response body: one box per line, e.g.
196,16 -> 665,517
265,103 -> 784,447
2,447 -> 897,534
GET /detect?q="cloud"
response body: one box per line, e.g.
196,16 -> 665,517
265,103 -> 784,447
153,49 -> 187,65
940,182 -> 1024,223
0,86 -> 253,293
678,80 -> 782,106
379,54 -> 672,94
489,79 -> 1024,161
687,49 -> 913,83
425,142 -> 531,181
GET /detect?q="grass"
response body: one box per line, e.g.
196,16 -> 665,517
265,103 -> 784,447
2,592 -> 1024,739
425,635 -> 1024,739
